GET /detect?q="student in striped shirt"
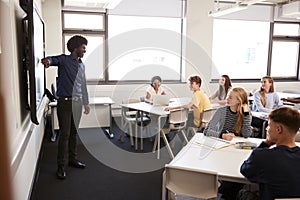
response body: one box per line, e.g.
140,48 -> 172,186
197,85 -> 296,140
204,87 -> 252,141
204,87 -> 252,199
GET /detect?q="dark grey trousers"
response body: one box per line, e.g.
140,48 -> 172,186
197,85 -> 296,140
57,98 -> 82,167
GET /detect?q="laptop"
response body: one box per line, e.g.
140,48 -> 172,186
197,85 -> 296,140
152,95 -> 170,106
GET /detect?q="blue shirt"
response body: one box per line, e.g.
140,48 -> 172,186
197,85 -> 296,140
47,54 -> 89,105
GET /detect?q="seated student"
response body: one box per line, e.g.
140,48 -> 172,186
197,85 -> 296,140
204,87 -> 252,200
204,87 -> 252,140
145,76 -> 166,102
251,76 -> 283,138
240,107 -> 300,200
164,75 -> 211,128
209,74 -> 232,106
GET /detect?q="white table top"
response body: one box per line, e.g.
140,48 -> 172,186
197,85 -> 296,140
89,97 -> 114,104
120,102 -> 170,116
120,98 -> 222,116
168,133 -> 264,183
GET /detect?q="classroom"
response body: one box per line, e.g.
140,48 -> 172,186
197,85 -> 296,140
1,0 -> 300,199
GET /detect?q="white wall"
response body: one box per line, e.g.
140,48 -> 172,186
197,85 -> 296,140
0,0 -> 299,199
43,0 -> 300,109
42,0 -> 62,89
0,0 -> 47,199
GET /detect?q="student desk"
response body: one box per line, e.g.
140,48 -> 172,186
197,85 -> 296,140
163,133 -> 300,200
120,99 -> 221,159
49,97 -> 115,142
120,102 -> 170,158
162,133 -> 263,200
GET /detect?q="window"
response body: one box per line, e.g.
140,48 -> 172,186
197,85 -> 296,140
107,15 -> 183,82
270,41 -> 299,77
212,19 -> 300,80
62,11 -> 105,81
270,23 -> 300,79
212,19 -> 270,80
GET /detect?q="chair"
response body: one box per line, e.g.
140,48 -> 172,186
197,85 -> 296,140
153,108 -> 189,159
162,165 -> 218,200
120,99 -> 151,150
187,108 -> 217,138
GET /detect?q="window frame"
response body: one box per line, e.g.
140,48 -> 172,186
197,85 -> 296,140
61,10 -> 107,84
61,9 -> 185,84
269,21 -> 300,81
211,19 -> 300,83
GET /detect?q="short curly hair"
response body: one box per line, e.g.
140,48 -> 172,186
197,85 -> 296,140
188,75 -> 202,87
67,35 -> 88,53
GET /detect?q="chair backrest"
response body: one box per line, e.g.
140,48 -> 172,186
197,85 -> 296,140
165,165 -> 218,199
122,98 -> 140,117
202,108 -> 217,124
168,108 -> 188,131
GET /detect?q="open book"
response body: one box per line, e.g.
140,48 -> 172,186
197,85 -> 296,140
193,136 -> 233,150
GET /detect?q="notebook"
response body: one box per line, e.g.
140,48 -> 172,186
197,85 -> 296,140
152,95 -> 170,106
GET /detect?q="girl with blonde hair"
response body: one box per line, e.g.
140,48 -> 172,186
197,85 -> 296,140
204,87 -> 252,199
252,76 -> 282,112
204,87 -> 252,141
251,76 -> 283,138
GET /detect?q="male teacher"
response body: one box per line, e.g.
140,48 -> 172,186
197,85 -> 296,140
42,35 -> 90,179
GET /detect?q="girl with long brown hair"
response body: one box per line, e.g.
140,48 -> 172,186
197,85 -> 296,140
209,74 -> 232,105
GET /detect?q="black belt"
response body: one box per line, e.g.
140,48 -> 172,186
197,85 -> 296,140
59,97 -> 82,101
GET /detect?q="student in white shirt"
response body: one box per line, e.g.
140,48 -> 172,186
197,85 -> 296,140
145,76 -> 166,101
251,76 -> 283,138
252,76 -> 282,113
209,74 -> 232,105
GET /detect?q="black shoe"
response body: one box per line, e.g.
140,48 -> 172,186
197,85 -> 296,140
69,160 -> 86,169
56,166 -> 66,179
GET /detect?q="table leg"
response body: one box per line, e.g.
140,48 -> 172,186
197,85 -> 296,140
135,113 -> 138,150
157,116 -> 162,159
50,106 -> 57,142
140,111 -> 143,151
104,104 -> 114,139
162,170 -> 166,200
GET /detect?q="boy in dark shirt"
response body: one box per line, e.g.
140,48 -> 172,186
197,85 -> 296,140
240,107 -> 300,200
